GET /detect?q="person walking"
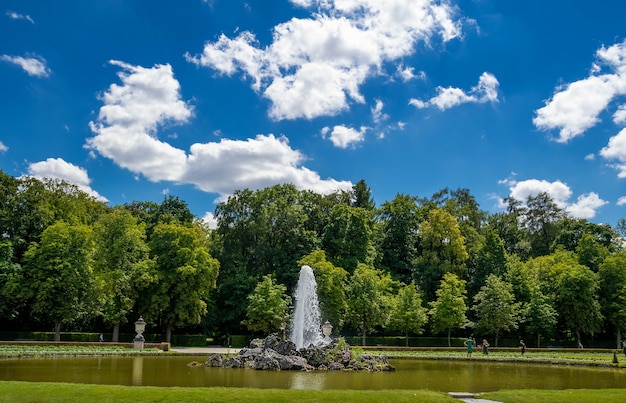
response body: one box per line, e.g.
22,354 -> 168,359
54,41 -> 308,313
520,339 -> 526,355
482,339 -> 490,355
464,336 -> 474,359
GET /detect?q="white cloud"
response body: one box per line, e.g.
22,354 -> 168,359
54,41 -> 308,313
186,0 -> 462,120
0,54 -> 50,77
27,158 -> 108,202
6,11 -> 34,24
614,105 -> 626,125
600,127 -> 626,177
322,125 -> 367,148
371,99 -> 388,123
617,196 -> 626,206
202,212 -> 218,229
396,65 -> 425,82
0,141 -> 7,153
533,40 -> 626,143
87,61 -> 352,199
409,72 -> 499,110
502,178 -> 607,219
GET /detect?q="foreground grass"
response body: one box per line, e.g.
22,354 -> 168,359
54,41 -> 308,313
481,388 -> 626,403
0,381 -> 455,403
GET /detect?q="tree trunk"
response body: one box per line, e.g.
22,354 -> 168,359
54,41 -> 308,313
447,328 -> 451,347
495,331 -> 499,347
537,333 -> 541,348
405,330 -> 409,347
361,327 -> 366,346
617,327 -> 622,350
112,323 -> 120,342
54,322 -> 61,342
576,330 -> 582,348
166,325 -> 172,343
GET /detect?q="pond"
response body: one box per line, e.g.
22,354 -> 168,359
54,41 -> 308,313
1,356 -> 625,392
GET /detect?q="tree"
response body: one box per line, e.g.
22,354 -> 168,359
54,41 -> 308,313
414,208 -> 469,302
429,273 -> 468,347
469,228 -> 507,299
92,208 -> 155,341
473,274 -> 520,346
598,252 -> 626,348
378,194 -> 422,283
21,221 -> 97,341
345,264 -> 394,345
323,204 -> 375,273
351,179 -> 376,210
142,222 -> 219,342
554,261 -> 603,347
521,192 -> 566,257
0,240 -> 21,321
388,283 -> 428,346
298,250 -> 348,330
243,275 -> 292,334
522,286 -> 557,347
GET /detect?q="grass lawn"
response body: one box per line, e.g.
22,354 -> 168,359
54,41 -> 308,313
0,381 -> 456,403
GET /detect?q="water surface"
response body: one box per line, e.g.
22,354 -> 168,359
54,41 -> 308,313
1,356 -> 625,392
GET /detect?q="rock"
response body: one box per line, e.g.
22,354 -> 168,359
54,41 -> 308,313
205,354 -> 223,367
200,334 -> 392,372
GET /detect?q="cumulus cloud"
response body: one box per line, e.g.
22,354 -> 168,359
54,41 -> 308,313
409,72 -> 499,110
617,196 -> 626,206
600,128 -> 626,177
0,141 -> 7,153
533,40 -> 626,143
6,11 -> 34,24
502,178 -> 607,219
321,125 -> 367,148
0,54 -> 50,77
202,212 -> 218,229
27,158 -> 108,202
371,99 -> 388,124
87,61 -> 352,199
186,0 -> 463,120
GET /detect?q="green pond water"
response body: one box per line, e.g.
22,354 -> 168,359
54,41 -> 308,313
1,356 -> 625,392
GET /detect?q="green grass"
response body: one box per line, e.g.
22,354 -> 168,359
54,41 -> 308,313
366,349 -> 626,368
481,388 -> 626,403
0,345 -> 162,358
0,381 -> 456,402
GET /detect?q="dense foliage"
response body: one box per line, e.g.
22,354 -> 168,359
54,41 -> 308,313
1,169 -> 625,347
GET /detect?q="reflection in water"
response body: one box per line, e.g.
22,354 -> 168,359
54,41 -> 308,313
1,356 -> 626,392
132,357 -> 143,386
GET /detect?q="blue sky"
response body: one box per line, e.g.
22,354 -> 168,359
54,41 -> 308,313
2,0 -> 626,228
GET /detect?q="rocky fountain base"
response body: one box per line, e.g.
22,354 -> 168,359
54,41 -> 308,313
199,334 -> 395,372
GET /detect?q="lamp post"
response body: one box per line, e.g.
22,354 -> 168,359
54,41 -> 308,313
322,320 -> 333,342
133,317 -> 146,349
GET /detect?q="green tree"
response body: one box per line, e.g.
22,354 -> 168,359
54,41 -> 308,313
598,252 -> 626,348
351,179 -> 376,210
473,274 -> 520,346
554,261 -> 603,347
388,283 -> 428,346
0,240 -> 21,321
345,264 -> 394,345
378,194 -> 422,283
21,221 -> 97,341
522,286 -> 557,347
92,208 -> 155,341
243,275 -> 292,334
298,250 -> 348,330
143,222 -> 219,342
521,192 -> 566,257
414,208 -> 469,302
323,204 -> 375,273
469,228 -> 507,298
429,273 -> 468,347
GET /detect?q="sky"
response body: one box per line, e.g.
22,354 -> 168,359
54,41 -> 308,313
2,0 -> 626,229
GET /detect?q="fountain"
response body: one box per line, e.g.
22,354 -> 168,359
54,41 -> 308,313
290,265 -> 325,349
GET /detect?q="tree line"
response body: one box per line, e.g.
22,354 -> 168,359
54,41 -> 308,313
1,170 -> 625,348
